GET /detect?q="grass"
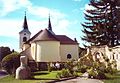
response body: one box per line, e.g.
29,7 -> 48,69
103,73 -> 120,83
0,75 -> 46,83
0,71 -> 60,83
33,71 -> 60,79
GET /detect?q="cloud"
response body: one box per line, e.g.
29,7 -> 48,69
0,19 -> 21,37
53,19 -> 70,35
0,0 -> 31,16
0,0 -> 66,19
0,18 -> 71,37
27,6 -> 66,19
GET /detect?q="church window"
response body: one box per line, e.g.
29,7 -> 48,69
24,33 -> 26,35
113,54 -> 115,60
23,37 -> 27,42
67,54 -> 72,59
96,53 -> 100,59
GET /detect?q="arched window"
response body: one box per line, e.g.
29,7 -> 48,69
67,54 -> 72,59
113,53 -> 115,60
23,37 -> 27,42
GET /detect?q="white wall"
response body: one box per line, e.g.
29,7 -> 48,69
34,41 -> 60,62
31,43 -> 36,60
19,32 -> 31,50
60,45 -> 79,62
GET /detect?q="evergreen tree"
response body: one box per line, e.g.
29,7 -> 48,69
82,0 -> 120,47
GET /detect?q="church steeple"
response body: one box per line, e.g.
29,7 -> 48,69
19,12 -> 31,51
48,14 -> 52,31
23,12 -> 28,29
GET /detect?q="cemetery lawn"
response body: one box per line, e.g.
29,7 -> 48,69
103,73 -> 120,83
0,71 -> 60,83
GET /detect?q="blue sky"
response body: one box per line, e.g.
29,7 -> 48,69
0,0 -> 90,51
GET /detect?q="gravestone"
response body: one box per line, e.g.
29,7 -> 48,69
15,56 -> 31,79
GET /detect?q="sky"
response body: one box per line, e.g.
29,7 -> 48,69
0,0 -> 90,51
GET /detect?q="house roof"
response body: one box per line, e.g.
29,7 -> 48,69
55,35 -> 78,45
26,29 -> 78,45
27,29 -> 58,43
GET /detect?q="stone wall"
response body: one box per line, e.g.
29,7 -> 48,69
89,45 -> 120,70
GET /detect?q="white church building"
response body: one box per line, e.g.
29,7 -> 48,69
19,14 -> 79,66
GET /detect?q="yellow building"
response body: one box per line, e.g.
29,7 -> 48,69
20,15 -> 79,70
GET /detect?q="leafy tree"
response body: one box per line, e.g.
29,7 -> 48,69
1,52 -> 20,75
0,46 -> 11,61
82,0 -> 120,47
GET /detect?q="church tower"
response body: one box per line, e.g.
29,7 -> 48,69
19,13 -> 31,51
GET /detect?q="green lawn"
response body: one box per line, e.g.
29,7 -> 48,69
33,71 -> 60,79
103,73 -> 120,83
0,75 -> 46,83
0,71 -> 60,83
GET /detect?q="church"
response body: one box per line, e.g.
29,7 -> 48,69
19,14 -> 79,65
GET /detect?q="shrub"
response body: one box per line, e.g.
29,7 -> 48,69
79,65 -> 88,73
73,71 -> 78,77
105,66 -> 117,74
56,72 -> 61,78
87,67 -> 106,79
61,69 -> 72,78
56,68 -> 72,78
96,70 -> 106,79
1,52 -> 20,75
65,61 -> 74,74
87,67 -> 97,78
47,62 -> 52,72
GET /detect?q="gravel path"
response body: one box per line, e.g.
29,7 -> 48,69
55,77 -> 103,83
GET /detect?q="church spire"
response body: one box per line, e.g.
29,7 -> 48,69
48,14 -> 52,31
23,11 -> 28,29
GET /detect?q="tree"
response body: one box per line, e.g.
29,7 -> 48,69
1,52 -> 20,75
82,0 -> 120,47
0,47 -> 11,61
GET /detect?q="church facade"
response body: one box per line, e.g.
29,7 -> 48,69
19,15 -> 79,63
